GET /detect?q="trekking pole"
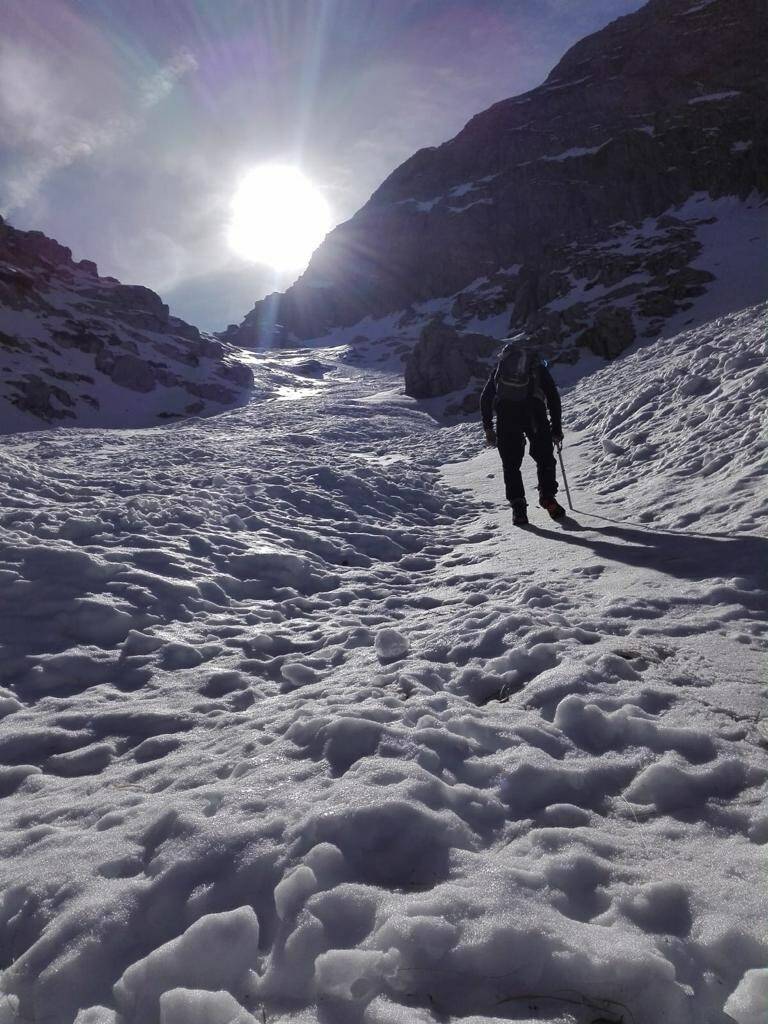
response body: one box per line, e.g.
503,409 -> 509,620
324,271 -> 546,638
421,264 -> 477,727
556,441 -> 574,511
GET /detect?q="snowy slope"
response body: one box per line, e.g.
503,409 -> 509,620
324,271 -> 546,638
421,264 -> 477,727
0,305 -> 766,1024
232,193 -> 767,422
0,218 -> 253,433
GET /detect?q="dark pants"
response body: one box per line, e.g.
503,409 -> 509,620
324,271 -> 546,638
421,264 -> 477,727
496,401 -> 558,505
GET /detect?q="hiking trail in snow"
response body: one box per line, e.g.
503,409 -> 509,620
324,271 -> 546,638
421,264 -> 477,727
0,305 -> 766,1024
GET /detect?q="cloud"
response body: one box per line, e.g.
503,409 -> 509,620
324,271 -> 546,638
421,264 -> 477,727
0,45 -> 198,216
140,48 -> 198,108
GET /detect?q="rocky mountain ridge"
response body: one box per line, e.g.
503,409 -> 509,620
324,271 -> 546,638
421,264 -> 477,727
227,0 -> 767,402
0,218 -> 252,432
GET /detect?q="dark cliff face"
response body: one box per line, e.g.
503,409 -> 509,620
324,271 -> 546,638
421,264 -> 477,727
229,0 -> 767,355
0,218 -> 252,432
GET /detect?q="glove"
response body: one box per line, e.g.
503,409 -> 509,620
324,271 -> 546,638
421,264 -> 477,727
484,426 -> 497,448
552,430 -> 563,447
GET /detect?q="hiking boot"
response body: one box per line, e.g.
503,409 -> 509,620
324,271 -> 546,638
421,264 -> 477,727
539,495 -> 565,519
511,501 -> 529,526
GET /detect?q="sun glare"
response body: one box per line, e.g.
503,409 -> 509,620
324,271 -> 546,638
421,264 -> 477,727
227,164 -> 332,272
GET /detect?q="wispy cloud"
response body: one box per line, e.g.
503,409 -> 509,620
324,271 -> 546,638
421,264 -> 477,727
0,46 -> 197,216
140,48 -> 198,108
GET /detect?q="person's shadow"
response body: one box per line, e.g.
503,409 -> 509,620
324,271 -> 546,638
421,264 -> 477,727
525,514 -> 768,590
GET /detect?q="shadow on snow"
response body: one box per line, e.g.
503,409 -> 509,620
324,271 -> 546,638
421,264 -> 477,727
526,518 -> 768,589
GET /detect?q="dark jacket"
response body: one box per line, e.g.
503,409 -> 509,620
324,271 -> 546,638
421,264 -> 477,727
480,357 -> 562,435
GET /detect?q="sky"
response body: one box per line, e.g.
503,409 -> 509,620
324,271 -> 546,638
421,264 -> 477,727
1,0 -> 645,332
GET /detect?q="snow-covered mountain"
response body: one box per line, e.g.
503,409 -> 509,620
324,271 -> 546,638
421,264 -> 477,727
226,0 -> 767,401
0,301 -> 765,1023
0,1 -> 766,1020
0,217 -> 253,433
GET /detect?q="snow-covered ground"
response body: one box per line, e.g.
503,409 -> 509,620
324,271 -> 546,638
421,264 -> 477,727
0,303 -> 766,1024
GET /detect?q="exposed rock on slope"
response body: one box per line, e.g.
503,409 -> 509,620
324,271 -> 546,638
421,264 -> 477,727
403,321 -> 498,400
0,218 -> 252,433
227,0 -> 767,390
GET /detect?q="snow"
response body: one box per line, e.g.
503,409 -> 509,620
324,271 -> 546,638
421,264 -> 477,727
448,197 -> 494,213
0,301 -> 766,1024
541,75 -> 592,92
448,182 -> 477,198
0,259 -> 252,433
683,0 -> 718,12
396,196 -> 442,213
543,144 -> 606,161
547,271 -> 652,311
538,193 -> 767,350
688,90 -> 741,104
724,969 -> 768,1024
661,193 -> 768,333
460,308 -> 514,338
396,179 -> 496,214
374,628 -> 409,661
113,908 -> 260,1021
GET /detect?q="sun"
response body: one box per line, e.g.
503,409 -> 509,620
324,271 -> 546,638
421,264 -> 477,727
227,164 -> 332,272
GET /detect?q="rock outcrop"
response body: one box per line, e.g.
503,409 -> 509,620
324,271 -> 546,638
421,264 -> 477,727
404,321 -> 498,399
0,218 -> 252,432
226,0 -> 767,392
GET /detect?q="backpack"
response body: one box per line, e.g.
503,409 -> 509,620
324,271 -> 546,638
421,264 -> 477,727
494,345 -> 543,404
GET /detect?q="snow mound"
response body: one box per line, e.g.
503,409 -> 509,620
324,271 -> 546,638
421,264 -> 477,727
569,300 -> 767,535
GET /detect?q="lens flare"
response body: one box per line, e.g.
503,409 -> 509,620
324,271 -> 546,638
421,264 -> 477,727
227,164 -> 331,272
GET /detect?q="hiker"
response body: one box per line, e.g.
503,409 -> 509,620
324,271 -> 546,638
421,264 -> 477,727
481,339 -> 565,526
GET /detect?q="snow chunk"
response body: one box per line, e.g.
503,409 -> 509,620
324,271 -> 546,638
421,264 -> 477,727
315,948 -> 397,1000
725,969 -> 768,1024
113,907 -> 259,1023
224,548 -> 338,596
0,690 -> 22,720
161,641 -> 204,669
159,988 -> 258,1024
65,597 -> 135,646
73,1010 -> 116,1024
281,661 -> 319,688
304,798 -> 475,889
274,865 -> 318,920
678,373 -> 715,397
303,843 -> 347,885
374,628 -> 409,661
0,764 -> 42,797
59,517 -> 106,541
122,629 -> 165,655
624,757 -> 749,813
601,437 -> 626,456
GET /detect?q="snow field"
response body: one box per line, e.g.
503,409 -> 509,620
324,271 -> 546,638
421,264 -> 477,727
568,301 -> 767,536
0,309 -> 766,1023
